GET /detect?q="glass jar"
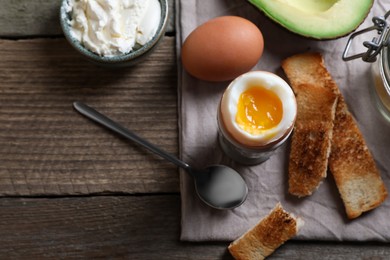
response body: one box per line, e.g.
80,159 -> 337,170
343,10 -> 390,123
372,46 -> 390,122
217,71 -> 297,165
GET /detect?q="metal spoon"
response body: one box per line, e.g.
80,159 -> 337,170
73,102 -> 248,210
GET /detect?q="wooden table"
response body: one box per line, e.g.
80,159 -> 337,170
1,1 -> 389,259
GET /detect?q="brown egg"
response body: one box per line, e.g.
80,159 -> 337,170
181,16 -> 264,82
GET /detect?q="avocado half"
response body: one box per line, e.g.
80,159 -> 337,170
248,0 -> 374,39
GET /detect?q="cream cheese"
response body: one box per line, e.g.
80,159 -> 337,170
66,0 -> 161,57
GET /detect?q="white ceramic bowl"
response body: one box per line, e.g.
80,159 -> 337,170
60,0 -> 169,67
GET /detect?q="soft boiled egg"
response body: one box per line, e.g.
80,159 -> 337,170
220,71 -> 297,147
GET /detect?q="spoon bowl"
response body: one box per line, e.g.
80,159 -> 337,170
192,165 -> 248,209
73,102 -> 248,209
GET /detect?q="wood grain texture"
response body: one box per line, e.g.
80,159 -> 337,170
0,0 -> 175,37
0,196 -> 389,259
0,37 -> 179,196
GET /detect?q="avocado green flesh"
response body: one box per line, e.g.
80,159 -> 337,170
249,0 -> 373,39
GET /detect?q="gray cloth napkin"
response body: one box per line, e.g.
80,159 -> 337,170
177,0 -> 390,241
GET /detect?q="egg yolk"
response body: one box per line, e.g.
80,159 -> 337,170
236,86 -> 283,135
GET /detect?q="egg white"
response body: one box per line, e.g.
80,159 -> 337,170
220,71 -> 297,147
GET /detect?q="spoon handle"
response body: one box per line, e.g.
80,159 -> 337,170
73,101 -> 191,171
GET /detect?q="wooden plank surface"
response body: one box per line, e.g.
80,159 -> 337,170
0,0 -> 175,37
1,196 -> 389,259
0,37 -> 179,196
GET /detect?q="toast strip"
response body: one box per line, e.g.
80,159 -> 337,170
228,203 -> 303,260
282,68 -> 338,197
282,52 -> 387,218
330,95 -> 388,218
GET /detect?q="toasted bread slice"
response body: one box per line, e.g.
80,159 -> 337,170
330,98 -> 388,218
282,52 -> 387,218
282,78 -> 338,197
281,53 -> 339,94
228,203 -> 303,260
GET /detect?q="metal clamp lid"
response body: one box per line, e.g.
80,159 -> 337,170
343,10 -> 390,63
